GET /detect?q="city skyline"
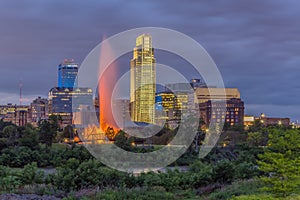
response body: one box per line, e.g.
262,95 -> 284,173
0,0 -> 299,120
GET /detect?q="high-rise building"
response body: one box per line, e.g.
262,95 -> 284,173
155,92 -> 176,125
48,87 -> 93,126
49,59 -> 93,127
155,83 -> 197,128
130,34 -> 156,124
58,59 -> 78,88
165,83 -> 197,116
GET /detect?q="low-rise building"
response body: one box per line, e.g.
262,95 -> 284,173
258,113 -> 290,127
0,104 -> 31,126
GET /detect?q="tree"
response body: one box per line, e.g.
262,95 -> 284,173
19,126 -> 39,149
62,125 -> 74,139
247,131 -> 262,147
212,159 -> 235,184
0,119 -> 14,132
258,128 -> 300,197
248,119 -> 263,132
38,115 -> 62,147
114,130 -> 133,151
21,162 -> 44,184
2,125 -> 19,146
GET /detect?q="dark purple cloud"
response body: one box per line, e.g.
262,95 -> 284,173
0,0 -> 299,120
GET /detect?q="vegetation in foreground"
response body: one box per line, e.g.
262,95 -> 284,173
0,118 -> 299,199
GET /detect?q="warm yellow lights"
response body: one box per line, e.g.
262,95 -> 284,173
130,34 -> 156,124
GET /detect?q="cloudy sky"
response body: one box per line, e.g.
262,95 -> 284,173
0,0 -> 299,120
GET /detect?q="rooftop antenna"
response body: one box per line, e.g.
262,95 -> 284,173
19,79 -> 23,106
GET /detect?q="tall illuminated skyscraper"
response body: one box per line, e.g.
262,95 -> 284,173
130,34 -> 156,124
58,59 -> 78,88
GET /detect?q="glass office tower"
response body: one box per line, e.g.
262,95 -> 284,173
58,59 -> 78,88
130,34 -> 156,124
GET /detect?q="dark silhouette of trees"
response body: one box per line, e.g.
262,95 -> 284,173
38,115 -> 62,147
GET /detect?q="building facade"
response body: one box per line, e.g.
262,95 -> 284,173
0,104 -> 31,126
259,113 -> 290,127
130,34 -> 156,124
155,92 -> 176,125
165,83 -> 196,116
196,88 -> 244,127
155,83 -> 197,128
30,96 -> 48,126
244,115 -> 255,128
48,87 -> 93,126
199,98 -> 244,126
195,88 -> 240,103
58,59 -> 79,88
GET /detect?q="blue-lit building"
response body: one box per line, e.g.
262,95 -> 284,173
48,87 -> 93,126
48,59 -> 93,126
58,59 -> 78,88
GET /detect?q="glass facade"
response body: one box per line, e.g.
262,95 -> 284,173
130,34 -> 156,124
48,87 -> 93,126
58,59 -> 78,88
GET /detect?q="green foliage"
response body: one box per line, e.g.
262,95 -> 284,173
3,125 -> 19,146
2,125 -> 17,138
50,158 -> 127,192
0,119 -> 15,132
189,161 -> 213,187
0,138 -> 7,151
21,162 -> 45,185
38,115 -> 62,147
114,130 -> 133,151
0,145 -> 92,168
0,146 -> 41,167
248,120 -> 263,132
258,128 -> 300,197
52,146 -> 93,167
19,126 -> 39,149
0,164 -> 46,193
231,194 -> 277,200
0,166 -> 21,192
62,125 -> 74,139
0,175 -> 21,192
209,179 -> 262,200
95,187 -> 175,200
234,162 -> 259,180
247,131 -> 262,147
2,121 -> 293,198
231,194 -> 300,200
212,159 -> 235,184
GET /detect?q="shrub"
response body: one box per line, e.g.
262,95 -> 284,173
209,179 -> 262,200
21,162 -> 45,185
212,160 -> 234,184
